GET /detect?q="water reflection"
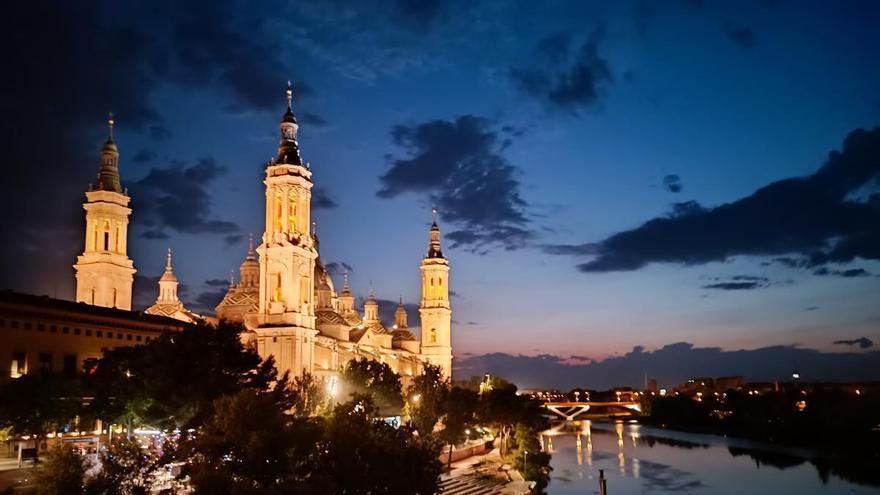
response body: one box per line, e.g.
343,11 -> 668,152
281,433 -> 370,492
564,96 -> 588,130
542,420 -> 880,494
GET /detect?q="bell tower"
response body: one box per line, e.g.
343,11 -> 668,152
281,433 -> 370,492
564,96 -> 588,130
74,115 -> 136,310
419,210 -> 452,378
245,83 -> 318,378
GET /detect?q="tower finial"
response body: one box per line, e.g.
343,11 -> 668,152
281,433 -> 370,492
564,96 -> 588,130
432,207 -> 437,225
165,247 -> 172,270
248,233 -> 254,254
343,271 -> 350,291
229,269 -> 235,286
107,112 -> 115,141
286,81 -> 293,111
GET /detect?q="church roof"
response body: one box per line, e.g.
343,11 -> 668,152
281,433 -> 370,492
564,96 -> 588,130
392,328 -> 417,341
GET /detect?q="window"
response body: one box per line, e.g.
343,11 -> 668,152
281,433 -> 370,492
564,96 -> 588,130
126,334 -> 132,341
115,221 -> 121,252
49,325 -> 57,333
37,324 -> 44,331
117,333 -> 123,340
10,352 -> 26,378
74,328 -> 81,335
25,322 -> 32,330
112,288 -> 117,308
63,355 -> 77,377
96,331 -> 103,338
274,192 -> 283,233
10,321 -> 18,329
288,191 -> 297,232
103,220 -> 111,250
429,328 -> 437,344
39,353 -> 52,375
272,273 -> 282,302
62,327 -> 69,334
135,335 -> 142,342
85,330 -> 92,337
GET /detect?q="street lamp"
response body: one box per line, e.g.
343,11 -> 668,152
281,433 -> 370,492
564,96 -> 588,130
523,450 -> 528,478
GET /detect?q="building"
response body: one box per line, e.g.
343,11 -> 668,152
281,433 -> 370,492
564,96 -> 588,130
217,84 -> 454,381
3,84 -> 453,387
0,290 -> 189,385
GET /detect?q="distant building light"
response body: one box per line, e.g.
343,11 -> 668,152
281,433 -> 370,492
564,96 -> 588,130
792,372 -> 800,380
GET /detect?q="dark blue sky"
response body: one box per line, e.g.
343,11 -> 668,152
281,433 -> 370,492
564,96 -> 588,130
2,1 -> 879,384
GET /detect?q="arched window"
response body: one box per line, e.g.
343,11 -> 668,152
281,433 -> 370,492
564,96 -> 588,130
112,288 -> 117,308
429,328 -> 437,344
300,277 -> 309,306
115,222 -> 121,252
103,220 -> 111,251
273,273 -> 283,302
288,191 -> 298,233
92,220 -> 99,250
274,192 -> 283,233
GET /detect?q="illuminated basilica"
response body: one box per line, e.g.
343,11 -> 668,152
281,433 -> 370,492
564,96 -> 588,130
72,85 -> 453,382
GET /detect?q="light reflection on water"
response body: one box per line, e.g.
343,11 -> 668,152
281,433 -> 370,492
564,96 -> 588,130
541,420 -> 880,494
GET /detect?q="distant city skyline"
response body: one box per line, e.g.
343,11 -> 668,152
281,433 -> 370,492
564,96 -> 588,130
2,1 -> 879,386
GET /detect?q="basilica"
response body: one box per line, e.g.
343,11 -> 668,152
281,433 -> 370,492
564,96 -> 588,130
70,85 -> 453,382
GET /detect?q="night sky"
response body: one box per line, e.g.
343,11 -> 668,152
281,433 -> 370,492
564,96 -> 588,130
2,1 -> 879,387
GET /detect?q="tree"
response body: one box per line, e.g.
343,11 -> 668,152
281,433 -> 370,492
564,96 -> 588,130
86,320 -> 277,430
405,364 -> 447,436
33,445 -> 85,495
438,386 -> 479,470
319,396 -> 443,494
511,423 -> 552,493
339,358 -> 404,416
289,372 -> 331,418
0,374 -> 82,462
180,388 -> 324,494
84,438 -> 158,495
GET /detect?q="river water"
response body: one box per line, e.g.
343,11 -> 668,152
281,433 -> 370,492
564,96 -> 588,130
542,420 -> 880,494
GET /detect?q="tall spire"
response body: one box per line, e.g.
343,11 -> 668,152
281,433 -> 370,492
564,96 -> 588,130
427,208 -> 444,259
277,82 -> 303,166
394,295 -> 408,328
246,233 -> 255,260
165,247 -> 172,271
342,271 -> 351,294
160,248 -> 177,282
94,113 -> 122,193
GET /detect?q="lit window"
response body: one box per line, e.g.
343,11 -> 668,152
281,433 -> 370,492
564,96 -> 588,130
430,328 -> 437,344
103,220 -> 111,251
288,191 -> 298,233
273,273 -> 283,302
274,192 -> 283,232
10,352 -> 26,378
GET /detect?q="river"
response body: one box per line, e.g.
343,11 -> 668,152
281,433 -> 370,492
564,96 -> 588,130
542,420 -> 880,494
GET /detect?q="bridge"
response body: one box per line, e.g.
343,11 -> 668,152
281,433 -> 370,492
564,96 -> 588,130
542,401 -> 642,421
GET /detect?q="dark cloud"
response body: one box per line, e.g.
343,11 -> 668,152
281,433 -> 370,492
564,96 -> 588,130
833,337 -> 874,349
545,127 -> 880,273
0,0 -> 304,296
454,342 -> 880,390
378,116 -> 531,251
312,186 -> 339,210
300,111 -> 330,128
191,287 -> 228,314
702,275 -> 770,290
325,262 -> 354,278
204,278 -> 230,287
141,230 -> 170,240
663,174 -> 683,193
132,149 -> 158,163
813,267 -> 871,278
508,29 -> 611,114
722,22 -> 756,48
130,157 -> 240,236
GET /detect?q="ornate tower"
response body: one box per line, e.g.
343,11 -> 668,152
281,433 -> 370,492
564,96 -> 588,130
246,83 -> 318,378
338,272 -> 357,319
145,249 -> 196,322
364,287 -> 379,324
419,210 -> 452,378
394,297 -> 408,329
74,115 -> 136,310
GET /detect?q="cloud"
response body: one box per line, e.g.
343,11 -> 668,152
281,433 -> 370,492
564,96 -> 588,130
378,115 -> 531,251
132,149 -> 157,163
204,278 -> 229,287
325,262 -> 354,278
312,186 -> 339,210
0,0 -> 304,296
191,287 -> 228,314
545,127 -> 880,273
300,111 -> 330,128
813,267 -> 871,278
454,342 -> 880,390
508,29 -> 612,114
702,275 -> 771,290
833,337 -> 874,349
130,157 -> 240,236
540,243 -> 599,256
722,23 -> 756,48
663,174 -> 683,193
